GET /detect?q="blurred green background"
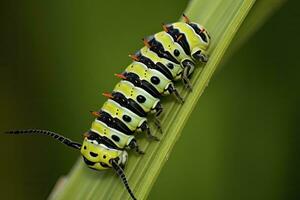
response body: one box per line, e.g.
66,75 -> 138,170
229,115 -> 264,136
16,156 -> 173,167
0,0 -> 299,199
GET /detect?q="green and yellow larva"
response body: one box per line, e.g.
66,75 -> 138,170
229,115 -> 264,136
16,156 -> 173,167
5,14 -> 210,200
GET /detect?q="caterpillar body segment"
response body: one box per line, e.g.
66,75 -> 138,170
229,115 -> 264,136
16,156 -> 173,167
147,31 -> 189,65
165,22 -> 210,63
116,71 -> 161,99
95,109 -> 133,135
91,120 -> 135,149
144,32 -> 193,89
137,46 -> 183,80
113,80 -> 161,114
101,99 -> 148,133
121,62 -> 183,103
125,62 -> 173,95
5,15 -> 210,200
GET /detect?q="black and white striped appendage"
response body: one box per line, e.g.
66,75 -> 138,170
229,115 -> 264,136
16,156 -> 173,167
5,129 -> 82,150
112,159 -> 137,200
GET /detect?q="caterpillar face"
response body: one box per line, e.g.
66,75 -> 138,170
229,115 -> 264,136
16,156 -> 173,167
80,135 -> 127,170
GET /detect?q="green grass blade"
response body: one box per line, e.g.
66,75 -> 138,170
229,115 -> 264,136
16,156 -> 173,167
50,0 -> 259,199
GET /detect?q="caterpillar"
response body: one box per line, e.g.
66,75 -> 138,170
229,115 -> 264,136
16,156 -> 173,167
5,14 -> 210,200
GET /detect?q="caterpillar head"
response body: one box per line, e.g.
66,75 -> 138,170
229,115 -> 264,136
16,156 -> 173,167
81,131 -> 128,170
4,129 -> 136,199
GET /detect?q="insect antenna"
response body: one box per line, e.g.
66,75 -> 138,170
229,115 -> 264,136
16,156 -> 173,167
4,129 -> 82,150
111,159 -> 137,200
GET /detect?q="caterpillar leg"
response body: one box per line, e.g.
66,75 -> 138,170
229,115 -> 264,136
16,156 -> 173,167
149,102 -> 163,133
181,60 -> 195,91
167,84 -> 184,104
154,117 -> 162,134
153,102 -> 163,117
139,121 -> 150,133
146,126 -> 160,141
152,103 -> 163,133
192,51 -> 208,63
139,120 -> 159,141
128,139 -> 145,155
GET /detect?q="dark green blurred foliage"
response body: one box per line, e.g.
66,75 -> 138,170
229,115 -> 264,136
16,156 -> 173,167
0,0 -> 299,200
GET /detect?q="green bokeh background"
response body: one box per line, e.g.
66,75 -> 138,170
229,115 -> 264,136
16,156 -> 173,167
0,0 -> 299,199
